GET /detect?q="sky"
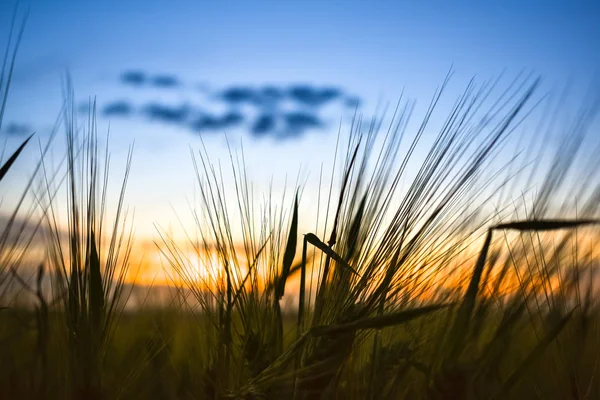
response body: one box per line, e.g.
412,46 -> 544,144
1,1 -> 600,280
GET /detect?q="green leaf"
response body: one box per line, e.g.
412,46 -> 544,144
88,229 -> 104,332
276,192 -> 299,300
345,193 -> 367,262
287,260 -> 307,280
447,230 -> 493,358
305,232 -> 360,277
36,263 -> 45,291
310,304 -> 449,336
231,234 -> 271,308
0,133 -> 33,182
492,308 -> 575,399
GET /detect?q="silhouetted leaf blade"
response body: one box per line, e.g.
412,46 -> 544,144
276,192 -> 298,299
305,233 -> 360,276
311,304 -> 449,336
492,308 -> 575,399
89,229 -> 104,333
494,219 -> 600,232
0,133 -> 33,182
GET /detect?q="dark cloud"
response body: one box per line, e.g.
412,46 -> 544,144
78,101 -> 103,115
103,101 -> 133,117
251,114 -> 277,137
2,122 -> 31,136
251,111 -> 324,139
117,72 -> 359,110
222,86 -> 256,103
288,85 -> 341,107
95,99 -> 331,140
107,78 -> 361,140
260,86 -> 283,103
220,84 -> 343,109
344,96 -> 361,109
283,112 -> 323,134
143,103 -> 189,123
121,71 -> 180,88
121,70 -> 146,85
152,75 -> 179,88
190,111 -> 244,132
220,86 -> 283,107
253,86 -> 283,106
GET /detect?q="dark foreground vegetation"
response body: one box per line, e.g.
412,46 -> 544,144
1,22 -> 600,400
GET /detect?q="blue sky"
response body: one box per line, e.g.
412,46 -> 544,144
1,0 -> 600,239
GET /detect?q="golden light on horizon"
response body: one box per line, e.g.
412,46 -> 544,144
2,213 -> 599,309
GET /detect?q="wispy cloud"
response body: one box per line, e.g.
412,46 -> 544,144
2,122 -> 31,136
221,86 -> 283,107
250,112 -> 325,139
190,111 -> 244,132
103,101 -> 134,117
283,111 -> 323,133
221,86 -> 257,103
219,84 -> 342,108
121,71 -> 181,89
151,74 -> 180,88
344,96 -> 361,109
99,71 -> 362,140
143,103 -> 190,123
251,114 -> 277,137
287,85 -> 341,107
121,70 -> 146,85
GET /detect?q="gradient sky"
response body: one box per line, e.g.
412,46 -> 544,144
2,0 -> 600,243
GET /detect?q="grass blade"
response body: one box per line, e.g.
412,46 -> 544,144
276,191 -> 299,300
89,229 -> 104,333
345,192 -> 367,262
494,219 -> 600,231
310,303 -> 449,336
0,133 -> 33,182
305,233 -> 360,277
492,308 -> 576,399
447,229 -> 493,358
231,234 -> 271,309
